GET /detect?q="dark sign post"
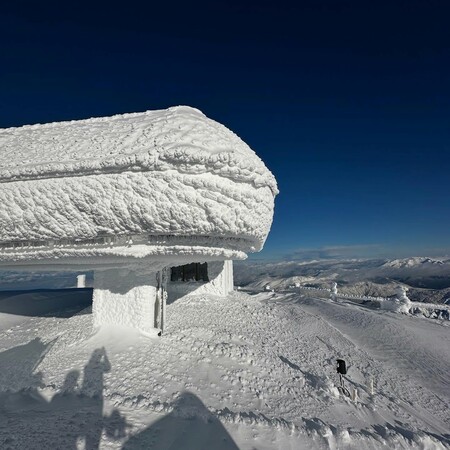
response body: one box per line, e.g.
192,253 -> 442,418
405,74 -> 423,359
336,359 -> 347,375
336,359 -> 350,397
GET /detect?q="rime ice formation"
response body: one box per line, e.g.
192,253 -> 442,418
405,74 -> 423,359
0,106 -> 277,263
395,285 -> 412,312
330,282 -> 338,300
381,285 -> 412,314
92,268 -> 163,336
0,107 -> 278,334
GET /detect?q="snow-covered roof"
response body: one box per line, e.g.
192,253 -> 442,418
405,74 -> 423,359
0,106 -> 277,193
0,106 -> 277,268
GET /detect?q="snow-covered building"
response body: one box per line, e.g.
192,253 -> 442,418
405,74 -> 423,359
0,106 -> 278,335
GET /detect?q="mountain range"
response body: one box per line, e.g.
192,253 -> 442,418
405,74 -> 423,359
235,256 -> 450,304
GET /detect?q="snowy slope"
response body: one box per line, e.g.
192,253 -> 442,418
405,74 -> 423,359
0,289 -> 448,449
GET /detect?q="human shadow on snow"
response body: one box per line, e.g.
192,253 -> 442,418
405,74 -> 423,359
0,344 -> 129,450
122,391 -> 240,450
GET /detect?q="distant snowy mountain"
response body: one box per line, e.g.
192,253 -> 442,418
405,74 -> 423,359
383,257 -> 446,268
235,256 -> 450,303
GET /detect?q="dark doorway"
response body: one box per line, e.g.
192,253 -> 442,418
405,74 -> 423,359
170,263 -> 209,282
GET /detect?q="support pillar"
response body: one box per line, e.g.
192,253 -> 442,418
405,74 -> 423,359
77,274 -> 86,288
207,260 -> 234,296
155,267 -> 169,333
92,268 -> 159,335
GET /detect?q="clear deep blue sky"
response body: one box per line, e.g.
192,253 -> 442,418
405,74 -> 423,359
1,1 -> 449,260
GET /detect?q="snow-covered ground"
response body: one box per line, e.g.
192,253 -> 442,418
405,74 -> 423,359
0,288 -> 448,449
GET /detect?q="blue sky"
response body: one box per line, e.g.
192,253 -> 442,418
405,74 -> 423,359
1,1 -> 449,260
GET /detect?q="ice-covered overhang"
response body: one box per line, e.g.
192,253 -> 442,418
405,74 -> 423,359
0,106 -> 278,270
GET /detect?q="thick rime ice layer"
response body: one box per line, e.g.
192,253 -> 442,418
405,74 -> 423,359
0,106 -> 277,263
0,171 -> 272,249
92,269 -> 160,335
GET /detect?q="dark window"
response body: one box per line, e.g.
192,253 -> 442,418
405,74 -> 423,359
170,263 -> 209,282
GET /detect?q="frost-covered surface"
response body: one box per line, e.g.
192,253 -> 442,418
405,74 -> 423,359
0,106 -> 277,264
0,289 -> 449,449
0,240 -> 246,270
92,269 -> 160,335
380,286 -> 412,313
0,106 -> 277,192
167,261 -> 234,303
92,261 -> 233,333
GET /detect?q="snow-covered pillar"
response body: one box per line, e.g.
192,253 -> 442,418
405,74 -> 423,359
92,268 -> 159,335
154,267 -> 169,333
395,285 -> 411,313
77,274 -> 86,288
206,260 -> 234,296
331,282 -> 338,301
222,260 -> 234,294
396,285 -> 409,302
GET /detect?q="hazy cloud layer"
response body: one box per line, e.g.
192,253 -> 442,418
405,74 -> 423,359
285,245 -> 391,261
283,245 -> 450,261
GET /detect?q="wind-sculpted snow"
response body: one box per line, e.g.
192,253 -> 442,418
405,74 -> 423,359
0,107 -> 277,264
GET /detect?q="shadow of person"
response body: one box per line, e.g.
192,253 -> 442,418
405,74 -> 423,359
122,391 -> 240,450
0,345 -> 130,450
104,408 -> 132,441
81,347 -> 111,397
39,370 -> 83,450
80,347 -> 111,450
45,352 -> 128,450
49,370 -> 80,407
